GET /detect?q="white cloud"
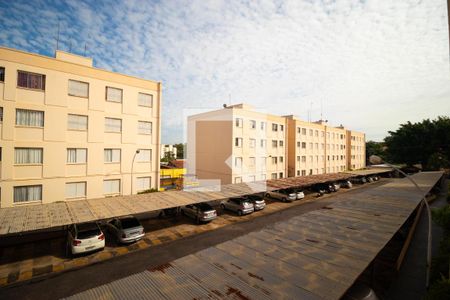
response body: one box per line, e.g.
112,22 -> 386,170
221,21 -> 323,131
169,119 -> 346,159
1,0 -> 449,143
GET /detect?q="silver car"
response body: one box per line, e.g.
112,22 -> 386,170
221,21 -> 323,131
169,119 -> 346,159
106,216 -> 145,244
284,188 -> 305,200
181,203 -> 217,223
244,194 -> 266,211
265,190 -> 297,202
220,197 -> 254,216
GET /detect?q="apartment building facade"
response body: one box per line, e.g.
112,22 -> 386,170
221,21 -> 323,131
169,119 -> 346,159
0,47 -> 161,208
160,144 -> 178,159
286,116 -> 365,177
187,104 -> 288,185
188,104 -> 365,185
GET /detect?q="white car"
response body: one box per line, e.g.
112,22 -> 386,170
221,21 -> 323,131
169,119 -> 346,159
67,222 -> 105,256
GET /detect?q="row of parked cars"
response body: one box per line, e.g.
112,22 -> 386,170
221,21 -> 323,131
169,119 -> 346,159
66,175 -> 381,256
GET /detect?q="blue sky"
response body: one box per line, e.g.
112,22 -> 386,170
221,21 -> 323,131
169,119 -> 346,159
1,0 -> 449,143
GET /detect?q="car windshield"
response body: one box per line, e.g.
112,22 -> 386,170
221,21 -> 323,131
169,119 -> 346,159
121,218 -> 140,229
76,223 -> 100,239
247,195 -> 262,201
196,203 -> 213,211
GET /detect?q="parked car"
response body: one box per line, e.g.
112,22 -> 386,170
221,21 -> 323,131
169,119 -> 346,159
338,180 -> 353,189
67,222 -> 105,256
333,183 -> 341,191
351,177 -> 367,184
265,189 -> 297,202
283,188 -> 305,200
158,207 -> 180,218
367,176 -> 374,183
106,216 -> 145,244
220,197 -> 254,216
181,203 -> 217,223
244,194 -> 266,211
310,184 -> 326,197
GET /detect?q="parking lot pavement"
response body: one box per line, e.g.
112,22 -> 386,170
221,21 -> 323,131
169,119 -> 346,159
0,181 -> 383,288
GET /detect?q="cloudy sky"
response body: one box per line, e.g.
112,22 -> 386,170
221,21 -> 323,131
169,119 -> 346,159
0,0 -> 448,143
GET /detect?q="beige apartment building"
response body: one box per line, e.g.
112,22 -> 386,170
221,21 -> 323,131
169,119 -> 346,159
286,116 -> 365,177
188,104 -> 365,185
187,104 -> 288,185
0,47 -> 161,208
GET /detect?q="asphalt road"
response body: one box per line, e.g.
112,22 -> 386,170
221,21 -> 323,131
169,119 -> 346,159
0,181 -> 387,300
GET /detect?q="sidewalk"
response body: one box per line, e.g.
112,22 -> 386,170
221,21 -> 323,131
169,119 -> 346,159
387,178 -> 448,299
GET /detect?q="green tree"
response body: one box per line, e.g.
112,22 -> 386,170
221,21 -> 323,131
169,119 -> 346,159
161,151 -> 175,163
366,141 -> 385,162
384,116 -> 450,170
173,143 -> 186,159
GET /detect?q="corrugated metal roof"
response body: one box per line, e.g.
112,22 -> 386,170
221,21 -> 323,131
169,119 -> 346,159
63,171 -> 443,300
0,171 -> 392,235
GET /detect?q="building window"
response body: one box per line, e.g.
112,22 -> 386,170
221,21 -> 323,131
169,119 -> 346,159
136,177 -> 151,191
315,130 -> 318,137
138,93 -> 153,107
249,138 -> 256,148
279,140 -> 283,147
309,129 -> 313,136
301,170 -> 306,176
260,122 -> 266,130
272,157 -> 277,164
0,107 -> 3,122
261,174 -> 266,180
17,70 -> 45,90
0,67 -> 4,82
279,156 -> 284,163
249,175 -> 256,182
65,182 -> 86,199
235,118 -> 243,127
105,117 -> 122,133
279,172 -> 283,178
235,137 -> 243,147
104,149 -> 121,163
271,173 -> 277,179
272,123 -> 278,131
297,141 -> 300,147
297,170 -> 300,176
138,121 -> 152,135
302,156 -> 306,162
106,87 -> 123,103
234,177 -> 242,184
302,128 -> 306,135
104,179 -> 120,195
16,109 -> 44,127
15,148 -> 43,164
248,157 -> 255,167
67,148 -> 87,164
250,120 -> 256,129
68,80 -> 89,97
272,140 -> 278,148
67,114 -> 88,131
137,149 -> 152,162
280,125 -> 284,131
297,127 -> 301,134
262,157 -> 267,169
260,139 -> 266,148
14,185 -> 42,203
235,157 -> 242,168
302,142 -> 306,149
309,143 -> 313,149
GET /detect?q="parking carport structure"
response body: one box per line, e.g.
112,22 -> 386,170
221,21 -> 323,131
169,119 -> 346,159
63,171 -> 444,300
0,171 -> 391,236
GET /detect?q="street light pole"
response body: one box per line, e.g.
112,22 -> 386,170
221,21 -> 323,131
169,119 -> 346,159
131,149 -> 140,195
369,155 -> 432,288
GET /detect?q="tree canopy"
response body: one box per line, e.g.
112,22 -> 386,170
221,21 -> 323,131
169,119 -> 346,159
383,116 -> 450,170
